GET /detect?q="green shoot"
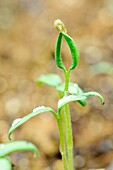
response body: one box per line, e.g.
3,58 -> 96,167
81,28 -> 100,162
8,19 -> 104,170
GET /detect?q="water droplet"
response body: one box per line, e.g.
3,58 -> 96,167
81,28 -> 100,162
12,118 -> 22,126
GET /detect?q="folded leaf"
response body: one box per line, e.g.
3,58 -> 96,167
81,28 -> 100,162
58,95 -> 86,112
37,74 -> 62,87
0,158 -> 12,170
8,106 -> 56,139
62,32 -> 79,70
83,92 -> 105,105
0,141 -> 38,158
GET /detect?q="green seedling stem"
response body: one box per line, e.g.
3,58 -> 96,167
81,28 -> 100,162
57,70 -> 74,170
8,19 -> 104,170
54,20 -> 76,170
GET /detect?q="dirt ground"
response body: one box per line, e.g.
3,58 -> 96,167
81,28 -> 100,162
0,0 -> 113,169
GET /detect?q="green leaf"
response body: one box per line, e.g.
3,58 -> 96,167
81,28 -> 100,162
55,33 -> 66,70
57,83 -> 104,106
37,74 -> 62,87
55,32 -> 79,71
67,83 -> 87,106
62,32 -> 79,70
0,158 -> 12,170
58,95 -> 87,112
8,106 -> 56,140
57,82 -> 79,94
83,92 -> 105,105
57,91 -> 104,112
57,82 -> 87,106
90,61 -> 113,75
0,141 -> 38,158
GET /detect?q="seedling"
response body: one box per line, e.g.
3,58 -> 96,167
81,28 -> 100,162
0,141 -> 38,170
8,19 -> 104,170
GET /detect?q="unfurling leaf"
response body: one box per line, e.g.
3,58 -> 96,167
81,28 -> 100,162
0,141 -> 38,158
0,158 -> 12,170
37,74 -> 62,87
8,106 -> 56,140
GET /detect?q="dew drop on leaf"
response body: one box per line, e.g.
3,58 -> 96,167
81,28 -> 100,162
12,118 -> 22,126
32,106 -> 45,113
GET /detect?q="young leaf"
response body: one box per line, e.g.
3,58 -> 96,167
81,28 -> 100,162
37,74 -> 62,87
62,32 -> 79,70
57,82 -> 79,94
54,19 -> 79,71
0,141 -> 38,158
8,106 -> 56,140
83,92 -> 105,105
58,95 -> 87,112
57,83 -> 87,106
0,158 -> 12,170
67,83 -> 87,106
55,33 -> 66,70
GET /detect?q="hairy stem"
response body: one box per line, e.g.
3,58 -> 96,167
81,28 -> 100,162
57,115 -> 69,170
64,104 -> 74,170
63,69 -> 74,170
64,70 -> 70,94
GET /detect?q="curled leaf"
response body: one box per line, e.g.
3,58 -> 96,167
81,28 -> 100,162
0,158 -> 12,170
37,74 -> 62,87
8,106 -> 56,140
0,141 -> 38,158
83,92 -> 105,105
57,91 -> 104,112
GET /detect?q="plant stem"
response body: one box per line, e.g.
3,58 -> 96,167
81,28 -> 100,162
57,115 -> 69,170
64,104 -> 74,170
63,69 -> 74,170
58,69 -> 74,170
64,70 -> 70,94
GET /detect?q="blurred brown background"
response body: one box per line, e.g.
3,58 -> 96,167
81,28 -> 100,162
0,0 -> 113,169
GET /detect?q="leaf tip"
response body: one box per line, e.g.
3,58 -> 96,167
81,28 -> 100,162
8,131 -> 11,140
102,100 -> 105,105
34,151 -> 38,158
